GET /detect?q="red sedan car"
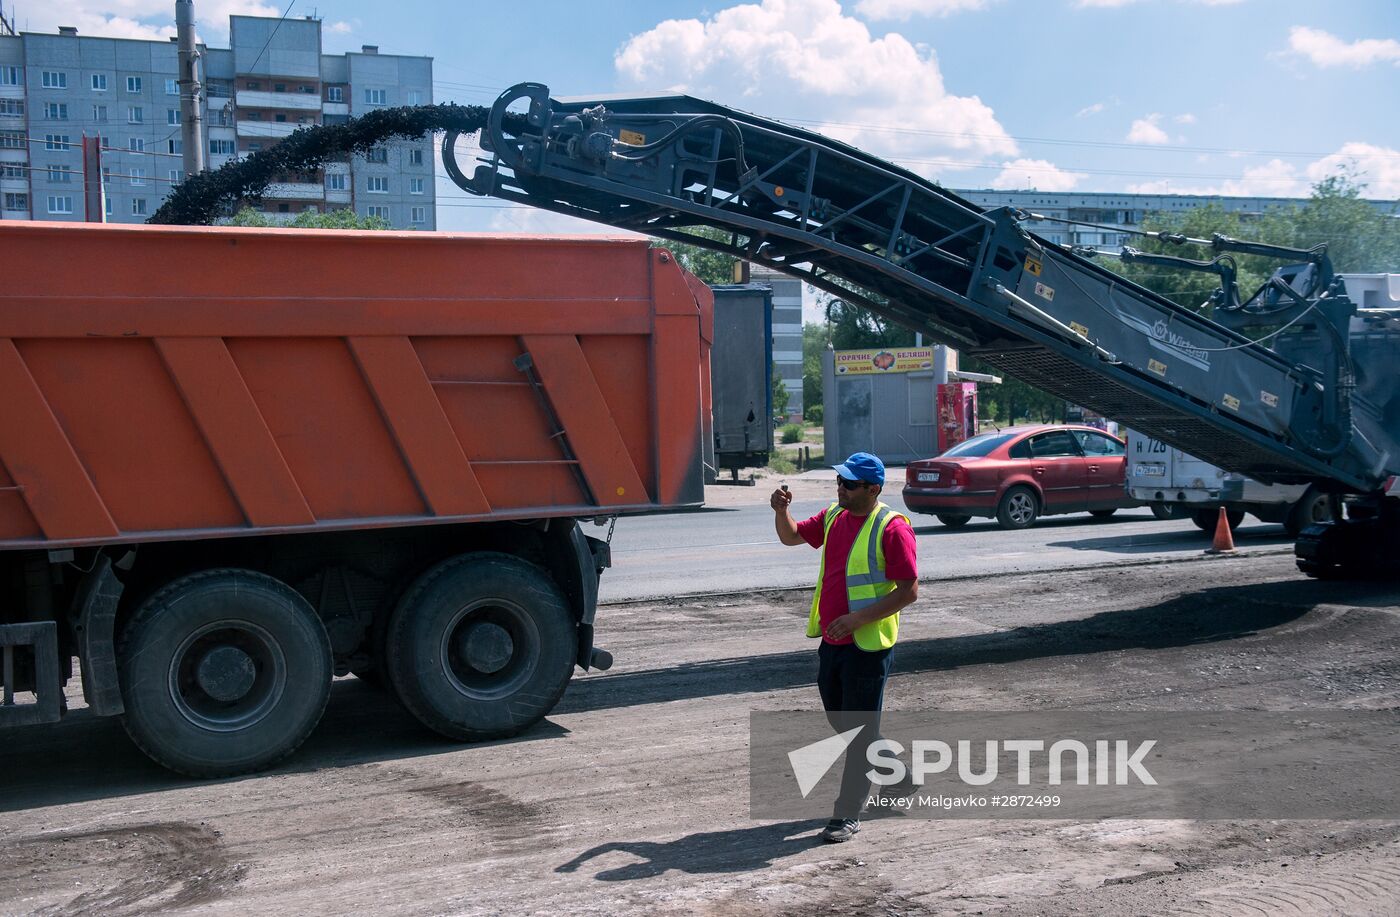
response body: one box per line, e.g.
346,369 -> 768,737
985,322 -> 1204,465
903,425 -> 1140,530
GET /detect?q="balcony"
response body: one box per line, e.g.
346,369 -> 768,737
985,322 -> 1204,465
262,182 -> 325,201
236,120 -> 301,139
236,90 -> 321,112
322,102 -> 349,116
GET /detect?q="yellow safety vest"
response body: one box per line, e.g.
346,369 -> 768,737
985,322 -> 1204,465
807,501 -> 910,651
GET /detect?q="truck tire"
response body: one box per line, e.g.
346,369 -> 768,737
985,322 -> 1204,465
996,486 -> 1039,530
385,553 -> 576,742
1089,509 -> 1117,519
1191,508 -> 1244,532
118,570 -> 332,778
1150,502 -> 1183,520
936,514 -> 971,528
1284,487 -> 1337,537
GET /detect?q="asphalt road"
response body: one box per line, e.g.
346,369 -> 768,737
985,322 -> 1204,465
596,491 -> 1295,603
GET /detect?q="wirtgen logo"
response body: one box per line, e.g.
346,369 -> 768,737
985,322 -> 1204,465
787,731 -> 1158,794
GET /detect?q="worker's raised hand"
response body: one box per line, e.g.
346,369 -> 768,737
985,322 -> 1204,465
770,487 -> 792,511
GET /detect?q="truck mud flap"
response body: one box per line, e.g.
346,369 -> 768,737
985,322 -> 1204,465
1,621 -> 62,727
73,554 -> 126,717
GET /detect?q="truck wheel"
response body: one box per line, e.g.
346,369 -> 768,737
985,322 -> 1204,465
1089,509 -> 1117,519
996,486 -> 1039,530
1284,487 -> 1337,537
118,570 -> 332,778
936,514 -> 971,528
1150,502 -> 1182,520
1191,508 -> 1244,532
385,553 -> 576,742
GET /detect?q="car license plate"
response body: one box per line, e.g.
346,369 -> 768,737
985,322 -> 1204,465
1134,463 -> 1166,477
918,472 -> 940,482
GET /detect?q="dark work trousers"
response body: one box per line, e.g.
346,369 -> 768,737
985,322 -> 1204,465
817,640 -> 894,820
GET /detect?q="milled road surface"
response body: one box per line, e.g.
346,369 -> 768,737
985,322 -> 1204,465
3,553 -> 1399,915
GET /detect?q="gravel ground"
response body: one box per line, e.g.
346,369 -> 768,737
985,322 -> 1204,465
1,553 -> 1398,916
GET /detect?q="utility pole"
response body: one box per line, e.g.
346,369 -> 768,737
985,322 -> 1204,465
176,0 -> 206,177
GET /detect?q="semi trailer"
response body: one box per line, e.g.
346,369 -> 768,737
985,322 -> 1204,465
0,222 -> 713,776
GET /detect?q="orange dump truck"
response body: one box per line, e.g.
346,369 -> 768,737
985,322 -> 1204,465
0,222 -> 712,776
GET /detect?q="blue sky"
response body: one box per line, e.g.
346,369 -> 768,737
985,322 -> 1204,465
31,0 -> 1400,237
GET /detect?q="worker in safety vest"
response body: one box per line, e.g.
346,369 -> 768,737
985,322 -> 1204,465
771,451 -> 918,843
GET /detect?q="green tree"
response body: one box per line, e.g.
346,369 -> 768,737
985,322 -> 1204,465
225,207 -> 391,230
802,321 -> 831,421
819,291 -> 917,350
1288,169 -> 1400,273
771,361 -> 790,420
649,226 -> 738,285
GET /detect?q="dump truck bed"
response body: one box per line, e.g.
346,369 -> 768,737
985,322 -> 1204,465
0,223 -> 712,549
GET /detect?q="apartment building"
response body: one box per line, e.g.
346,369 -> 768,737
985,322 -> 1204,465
748,263 -> 804,422
0,15 -> 433,228
953,189 -> 1394,250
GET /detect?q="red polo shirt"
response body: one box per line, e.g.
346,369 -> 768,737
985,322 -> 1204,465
797,507 -> 918,645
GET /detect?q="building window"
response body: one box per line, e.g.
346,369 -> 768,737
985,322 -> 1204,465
274,113 -> 286,123
41,71 -> 67,89
277,203 -> 290,212
364,88 -> 387,106
0,164 -> 23,179
410,206 -> 426,223
105,197 -> 112,216
127,106 -> 143,123
126,76 -> 142,93
407,90 -> 422,105
47,195 -> 74,214
408,148 -> 424,166
245,80 -> 260,90
327,86 -> 342,102
44,102 -> 68,120
165,78 -> 178,96
130,167 -> 146,186
129,137 -> 145,153
365,147 -> 387,164
102,166 -> 112,183
206,80 -> 231,98
169,169 -> 184,184
366,205 -> 389,220
0,99 -> 22,119
92,104 -> 108,121
0,131 -> 25,149
409,178 -> 424,195
167,108 -> 180,125
91,73 -> 107,91
248,142 -> 262,151
45,134 -> 72,151
367,175 -> 389,193
132,198 -> 147,215
326,173 -> 346,191
46,166 -> 72,183
167,138 -> 183,154
209,139 -> 235,155
4,192 -> 28,210
247,111 -> 262,121
0,66 -> 21,86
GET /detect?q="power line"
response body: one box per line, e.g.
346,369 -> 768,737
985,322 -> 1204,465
246,0 -> 298,78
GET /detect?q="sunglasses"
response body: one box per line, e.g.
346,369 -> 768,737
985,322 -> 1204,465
837,477 -> 869,490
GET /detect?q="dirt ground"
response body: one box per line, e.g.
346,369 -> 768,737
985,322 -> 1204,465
3,553 -> 1399,916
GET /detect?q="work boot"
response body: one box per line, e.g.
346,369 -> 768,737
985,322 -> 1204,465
819,818 -> 861,843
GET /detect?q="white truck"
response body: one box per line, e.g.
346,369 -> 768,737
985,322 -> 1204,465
1124,429 -> 1337,535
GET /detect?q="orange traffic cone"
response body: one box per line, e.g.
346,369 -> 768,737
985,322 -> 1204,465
1204,507 -> 1236,555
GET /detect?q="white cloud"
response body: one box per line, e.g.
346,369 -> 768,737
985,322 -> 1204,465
1124,143 -> 1400,199
989,158 -> 1084,192
1305,142 -> 1400,198
1076,102 -> 1106,118
854,0 -> 997,20
18,2 -> 290,45
1287,26 -> 1400,69
1126,113 -> 1170,144
1174,112 -> 1197,124
329,21 -> 354,35
613,0 -> 1018,183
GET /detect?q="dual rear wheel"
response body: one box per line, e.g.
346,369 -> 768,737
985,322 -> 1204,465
117,555 -> 577,777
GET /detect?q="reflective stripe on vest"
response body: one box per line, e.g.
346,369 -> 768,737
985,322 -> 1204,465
806,501 -> 910,651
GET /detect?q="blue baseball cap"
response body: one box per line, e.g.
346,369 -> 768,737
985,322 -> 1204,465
832,452 -> 885,486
